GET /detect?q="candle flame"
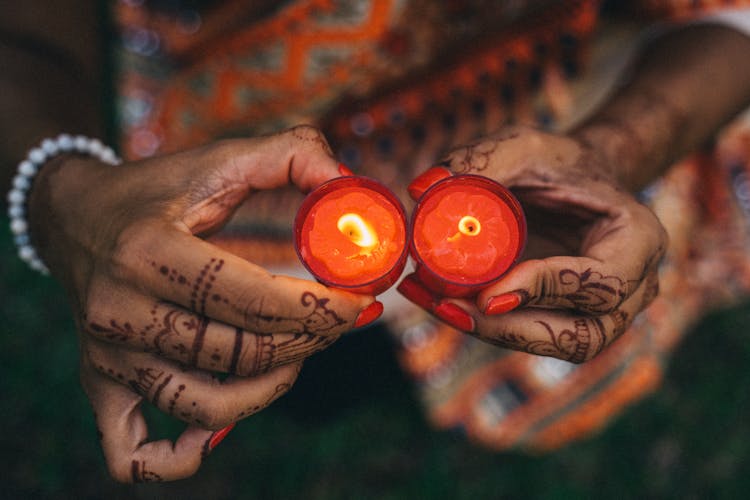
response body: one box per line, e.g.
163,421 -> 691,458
459,216 -> 481,236
448,215 -> 481,242
338,213 -> 379,251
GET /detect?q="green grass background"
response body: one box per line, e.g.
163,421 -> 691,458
3,219 -> 750,499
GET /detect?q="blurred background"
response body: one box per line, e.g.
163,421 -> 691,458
3,220 -> 750,499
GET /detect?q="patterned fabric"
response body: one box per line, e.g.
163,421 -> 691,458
113,0 -> 750,452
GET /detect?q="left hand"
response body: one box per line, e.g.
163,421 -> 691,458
398,126 -> 667,363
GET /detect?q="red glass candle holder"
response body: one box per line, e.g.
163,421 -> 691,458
294,176 -> 409,295
410,174 -> 526,297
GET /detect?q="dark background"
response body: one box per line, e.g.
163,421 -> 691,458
3,221 -> 750,499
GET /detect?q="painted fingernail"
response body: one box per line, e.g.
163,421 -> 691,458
208,423 -> 236,451
354,301 -> 384,328
434,302 -> 475,332
397,275 -> 436,310
338,163 -> 355,176
407,167 -> 452,200
484,293 -> 521,315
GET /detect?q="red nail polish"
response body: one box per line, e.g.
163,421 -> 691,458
407,167 -> 453,200
434,302 -> 475,332
208,423 -> 235,451
484,293 -> 521,315
338,163 -> 355,176
354,301 -> 384,328
397,275 -> 436,310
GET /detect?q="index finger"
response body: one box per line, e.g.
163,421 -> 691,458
111,225 -> 376,336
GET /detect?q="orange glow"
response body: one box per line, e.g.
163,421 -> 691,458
337,213 -> 379,251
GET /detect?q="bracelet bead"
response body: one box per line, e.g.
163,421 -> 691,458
7,134 -> 121,275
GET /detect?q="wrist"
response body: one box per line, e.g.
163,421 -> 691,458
571,85 -> 687,192
9,135 -> 120,275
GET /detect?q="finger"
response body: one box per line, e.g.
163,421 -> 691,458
109,227 -> 377,335
439,268 -> 659,363
190,124 -> 341,194
84,291 -> 337,376
85,340 -> 301,430
81,367 -> 213,483
478,196 -> 666,315
152,125 -> 341,237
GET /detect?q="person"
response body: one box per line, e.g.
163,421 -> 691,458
3,0 -> 750,483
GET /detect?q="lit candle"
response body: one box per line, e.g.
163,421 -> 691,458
294,176 -> 408,295
410,174 -> 526,297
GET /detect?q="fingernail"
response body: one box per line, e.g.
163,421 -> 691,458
484,293 -> 521,315
338,163 -> 355,176
434,302 -> 475,332
208,423 -> 236,451
354,301 -> 383,328
407,167 -> 452,200
397,275 -> 436,310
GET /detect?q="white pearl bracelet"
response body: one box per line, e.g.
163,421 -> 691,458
7,134 -> 122,275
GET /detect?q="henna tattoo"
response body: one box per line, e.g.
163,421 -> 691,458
129,367 -> 164,394
87,320 -> 136,343
609,310 -> 630,340
228,327 -> 243,374
167,384 -> 186,416
289,125 -> 334,155
151,258 -> 229,315
190,258 -> 225,314
445,140 -> 499,174
486,318 -> 606,363
535,319 -> 592,363
188,316 -> 209,366
245,332 -> 334,375
249,291 -> 346,335
557,268 -> 626,314
131,460 -> 163,483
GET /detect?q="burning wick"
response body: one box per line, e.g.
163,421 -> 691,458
337,213 -> 378,253
448,215 -> 481,242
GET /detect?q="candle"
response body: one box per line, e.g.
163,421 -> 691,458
294,176 -> 408,295
410,174 -> 526,297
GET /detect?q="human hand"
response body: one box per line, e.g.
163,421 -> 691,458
398,126 -> 667,363
27,126 -> 380,482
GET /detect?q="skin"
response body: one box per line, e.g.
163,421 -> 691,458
399,24 -> 750,363
26,127 -> 375,482
4,2 -> 750,484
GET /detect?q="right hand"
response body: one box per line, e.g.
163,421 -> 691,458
399,126 -> 667,363
28,125 -> 380,482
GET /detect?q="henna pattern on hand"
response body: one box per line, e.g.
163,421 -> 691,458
131,460 -> 163,483
289,125 -> 334,156
557,268 -> 627,314
485,317 -> 606,363
438,131 -> 520,174
250,291 -> 346,335
151,258 -> 229,315
245,332 -> 335,375
441,140 -> 499,174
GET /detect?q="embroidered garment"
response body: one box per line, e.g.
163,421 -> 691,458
113,0 -> 750,452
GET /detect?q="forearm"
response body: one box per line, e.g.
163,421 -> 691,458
1,2 -> 104,198
573,23 -> 750,192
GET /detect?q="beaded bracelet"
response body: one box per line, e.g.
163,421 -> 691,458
7,134 -> 121,275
